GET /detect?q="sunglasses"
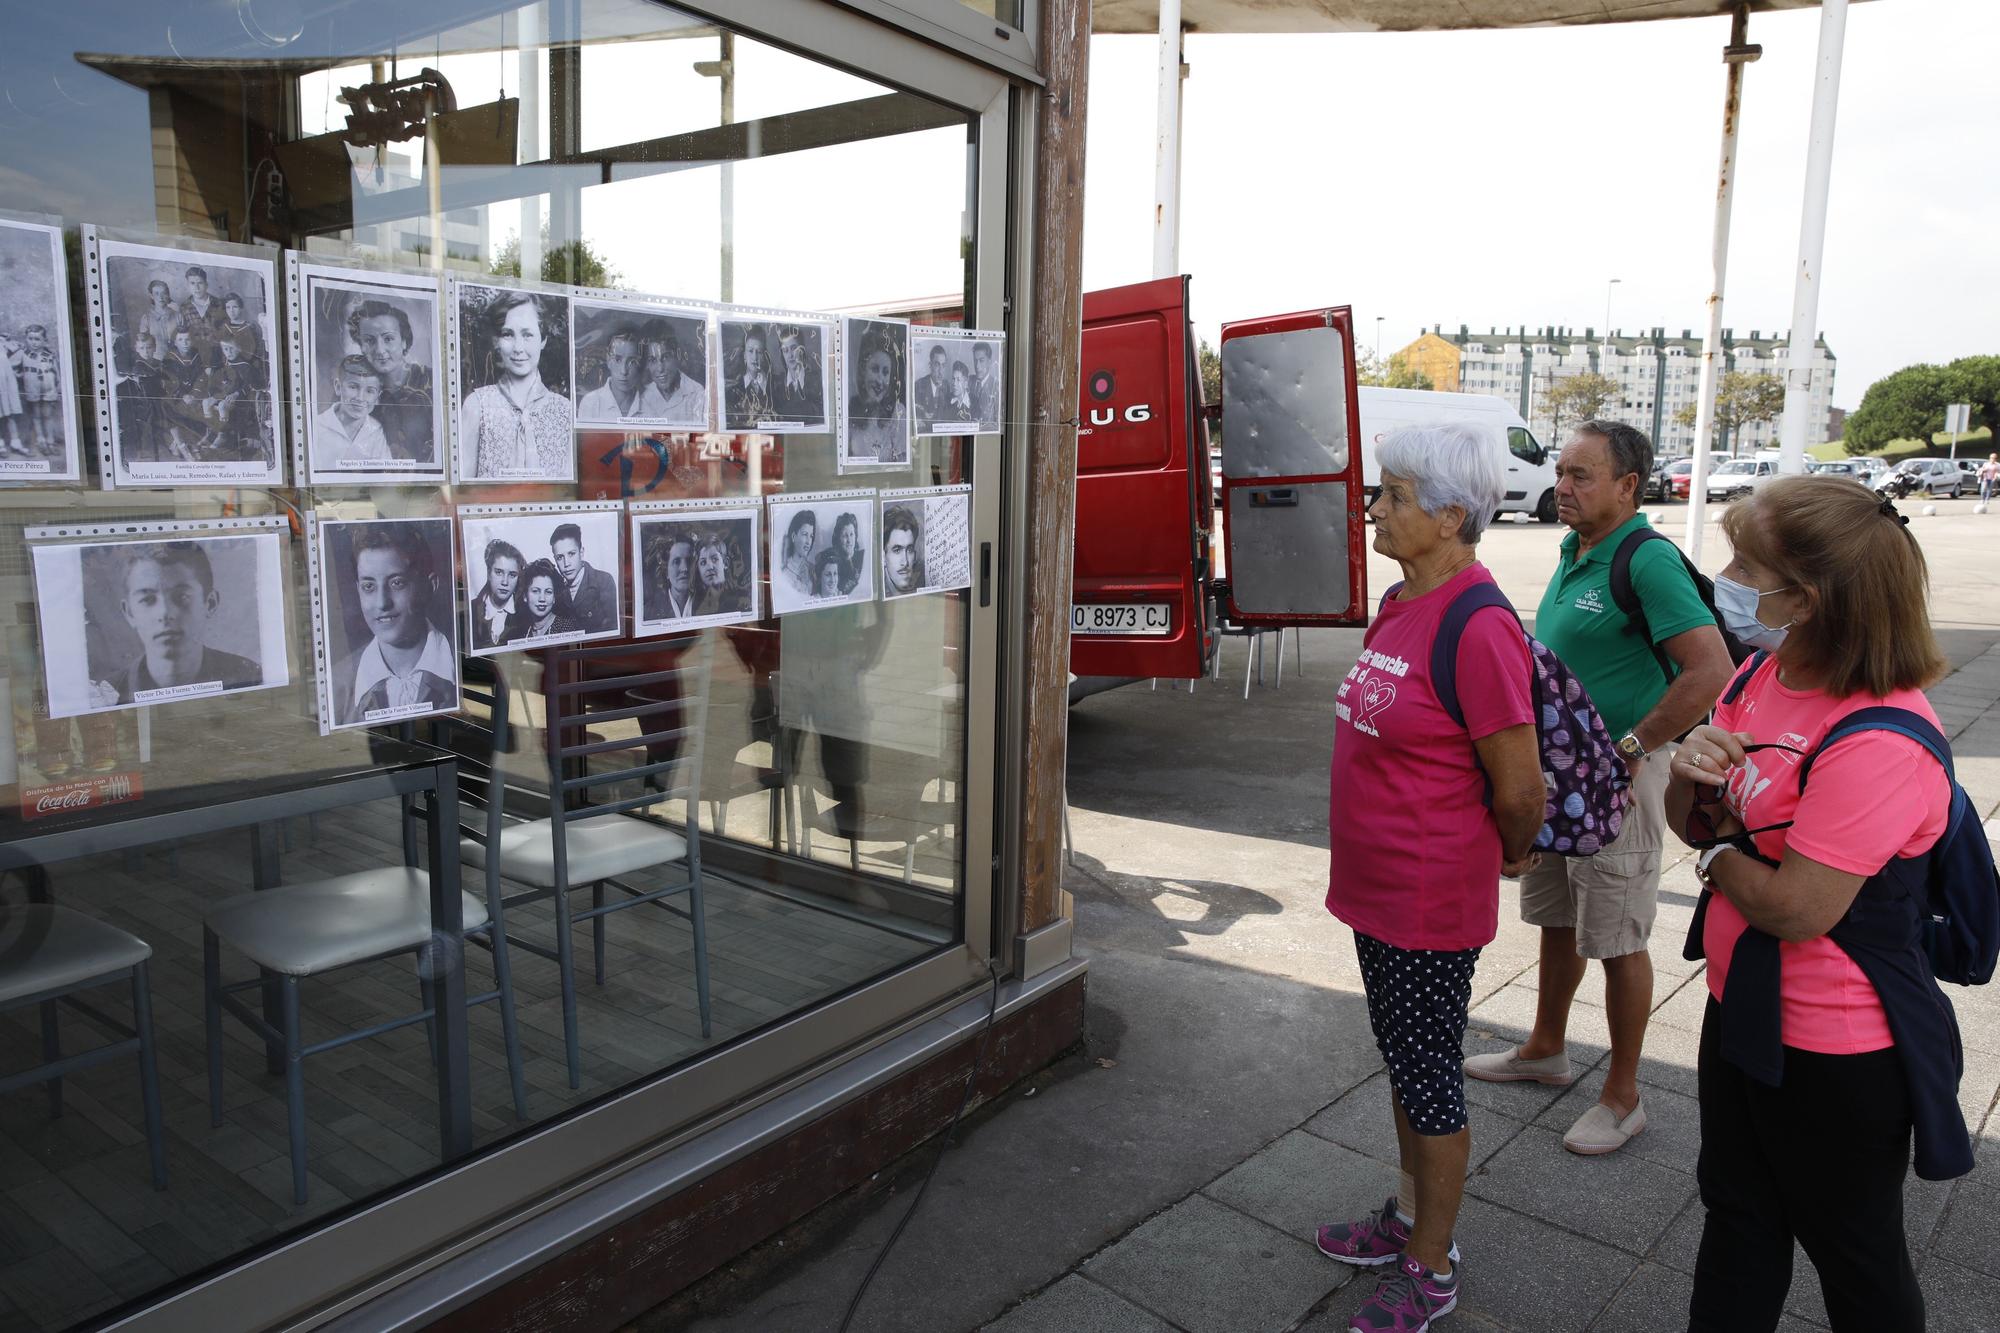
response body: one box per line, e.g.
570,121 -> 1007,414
1683,742 -> 1802,850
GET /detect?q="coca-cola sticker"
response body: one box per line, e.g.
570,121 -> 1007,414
22,772 -> 144,821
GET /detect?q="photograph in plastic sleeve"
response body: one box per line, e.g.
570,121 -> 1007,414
572,298 -> 710,431
717,316 -> 828,433
298,265 -> 444,484
460,506 -> 623,655
839,315 -> 910,470
31,532 -> 290,718
766,491 -> 876,616
313,517 -> 460,731
0,217 -> 82,481
453,280 -> 575,481
880,486 -> 973,600
97,236 -> 283,487
910,328 -> 1003,437
631,503 -> 761,635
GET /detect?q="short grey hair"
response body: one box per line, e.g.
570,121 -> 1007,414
1575,419 -> 1653,489
1376,423 -> 1506,545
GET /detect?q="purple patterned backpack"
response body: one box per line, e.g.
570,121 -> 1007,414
1423,581 -> 1632,857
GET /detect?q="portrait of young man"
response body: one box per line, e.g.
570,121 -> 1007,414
326,521 -> 458,727
551,521 -> 619,634
105,542 -> 262,703
882,503 -> 923,598
348,296 -> 435,462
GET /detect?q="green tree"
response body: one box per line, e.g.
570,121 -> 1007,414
1844,355 -> 1999,454
1355,348 -> 1433,391
489,223 -> 622,290
1197,337 -> 1222,405
1671,370 -> 1787,451
1540,371 -> 1622,445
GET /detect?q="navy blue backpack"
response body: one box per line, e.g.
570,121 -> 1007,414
1399,581 -> 1632,857
1721,652 -> 2000,986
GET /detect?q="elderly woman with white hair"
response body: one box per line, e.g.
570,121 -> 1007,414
1318,423 -> 1547,1333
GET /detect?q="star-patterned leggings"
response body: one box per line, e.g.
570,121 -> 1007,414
1354,931 -> 1481,1137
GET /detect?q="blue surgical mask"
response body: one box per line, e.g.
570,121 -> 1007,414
1713,573 -> 1795,650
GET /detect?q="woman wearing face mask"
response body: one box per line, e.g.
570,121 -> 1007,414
1665,475 -> 1963,1332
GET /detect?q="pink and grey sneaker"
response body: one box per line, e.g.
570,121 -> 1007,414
1349,1253 -> 1460,1333
1315,1196 -> 1459,1269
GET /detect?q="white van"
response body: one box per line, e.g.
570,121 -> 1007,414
1358,386 -> 1558,523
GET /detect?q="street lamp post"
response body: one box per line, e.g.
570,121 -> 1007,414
1375,317 -> 1383,360
1605,277 -> 1622,337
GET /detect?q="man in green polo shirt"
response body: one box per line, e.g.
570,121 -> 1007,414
1465,420 -> 1734,1155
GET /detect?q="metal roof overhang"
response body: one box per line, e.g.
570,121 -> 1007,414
1093,0 -> 1863,36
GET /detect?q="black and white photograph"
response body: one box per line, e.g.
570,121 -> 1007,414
910,327 -> 1004,437
94,232 -> 284,488
839,314 -> 911,471
30,526 -> 291,718
310,515 -> 461,732
0,216 -> 82,482
879,485 -> 973,600
630,500 -> 761,636
571,297 -> 710,432
451,279 -> 575,483
766,490 -> 877,617
459,501 -> 624,656
716,314 -> 829,433
294,262 -> 445,485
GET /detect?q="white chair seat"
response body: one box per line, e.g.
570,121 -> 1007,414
0,906 -> 151,1005
462,815 -> 688,889
205,867 -> 487,977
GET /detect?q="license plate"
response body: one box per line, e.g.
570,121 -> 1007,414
1070,602 -> 1172,636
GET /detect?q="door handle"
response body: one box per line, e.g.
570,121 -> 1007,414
979,542 -> 991,607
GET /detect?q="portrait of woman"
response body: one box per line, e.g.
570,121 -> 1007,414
696,528 -> 751,616
456,285 -> 574,482
782,509 -> 817,597
514,557 -> 580,641
812,548 -> 851,601
832,512 -> 867,595
841,319 -> 909,468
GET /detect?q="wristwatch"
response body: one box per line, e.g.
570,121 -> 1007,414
1616,731 -> 1648,764
1696,844 -> 1732,887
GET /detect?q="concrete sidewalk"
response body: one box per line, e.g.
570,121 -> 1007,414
658,524 -> 2000,1332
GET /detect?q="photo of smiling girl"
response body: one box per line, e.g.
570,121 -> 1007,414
452,280 -> 575,482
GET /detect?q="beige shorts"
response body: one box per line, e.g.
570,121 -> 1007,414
1519,748 -> 1669,959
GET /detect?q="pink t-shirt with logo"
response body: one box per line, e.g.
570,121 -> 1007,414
1703,655 -> 1950,1053
1327,564 -> 1535,953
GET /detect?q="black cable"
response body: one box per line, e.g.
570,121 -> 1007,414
835,961 -> 1004,1333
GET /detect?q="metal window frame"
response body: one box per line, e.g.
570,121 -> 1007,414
91,3 -> 1029,1329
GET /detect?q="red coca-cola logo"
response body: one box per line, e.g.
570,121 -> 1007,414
22,773 -> 144,821
34,788 -> 94,813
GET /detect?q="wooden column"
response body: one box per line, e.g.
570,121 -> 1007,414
1019,0 -> 1091,933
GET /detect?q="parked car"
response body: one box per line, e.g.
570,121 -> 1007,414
1662,458 -> 1695,501
1874,458 -> 1963,499
1706,458 -> 1774,502
1808,459 -> 1868,482
1957,459 -> 1983,492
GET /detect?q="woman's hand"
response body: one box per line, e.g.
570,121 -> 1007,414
1672,724 -> 1752,789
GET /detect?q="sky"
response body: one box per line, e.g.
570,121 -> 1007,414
1080,0 -> 1999,407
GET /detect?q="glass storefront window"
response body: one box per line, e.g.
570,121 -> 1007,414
0,3 -> 985,1327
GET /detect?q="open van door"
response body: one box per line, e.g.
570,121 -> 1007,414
1217,307 -> 1368,628
1070,276 -> 1212,680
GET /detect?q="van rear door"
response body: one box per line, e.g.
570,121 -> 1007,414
1070,276 -> 1211,679
1218,306 -> 1367,628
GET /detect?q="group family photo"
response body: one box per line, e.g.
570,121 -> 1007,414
572,298 -> 710,432
459,504 -> 624,655
96,231 -> 283,488
631,502 -> 761,635
767,491 -> 878,616
718,316 -> 829,433
296,262 -> 445,485
0,216 -> 80,480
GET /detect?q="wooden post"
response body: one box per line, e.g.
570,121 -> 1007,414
1019,0 -> 1091,933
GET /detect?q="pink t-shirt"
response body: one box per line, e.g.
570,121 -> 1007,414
1703,655 -> 1950,1053
1327,564 -> 1535,952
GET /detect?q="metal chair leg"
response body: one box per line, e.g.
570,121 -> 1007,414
417,950 -> 439,1067
280,976 -> 307,1207
131,961 -> 166,1190
553,886 -> 581,1090
485,919 -> 529,1120
203,928 -> 224,1128
39,1000 -> 60,1119
1242,636 -> 1255,700
591,881 -> 607,986
1292,626 -> 1304,678
687,865 -> 713,1040
1276,632 -> 1286,690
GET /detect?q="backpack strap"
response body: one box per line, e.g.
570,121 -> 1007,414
1608,527 -> 1677,681
1798,706 -> 1954,793
1718,650 -> 1771,708
1381,581 -> 1404,610
1430,581 -> 1521,728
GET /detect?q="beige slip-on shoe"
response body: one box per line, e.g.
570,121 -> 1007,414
1563,1101 -> 1647,1156
1462,1045 -> 1574,1086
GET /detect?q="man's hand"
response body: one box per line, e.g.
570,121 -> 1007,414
1501,851 -> 1542,878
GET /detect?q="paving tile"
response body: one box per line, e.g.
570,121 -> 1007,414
1457,1033 -> 1590,1122
1526,1075 -> 1701,1178
1082,1194 -> 1336,1333
1302,1073 -> 1526,1172
1445,1196 -> 1635,1332
1594,1263 -> 1821,1333
1932,1181 -> 2000,1278
1465,1125 -> 1696,1255
981,1275 -> 1181,1333
1203,1130 -> 1394,1242
1918,1255 -> 2000,1333
1628,1018 -> 1702,1099
1469,983 -> 1613,1053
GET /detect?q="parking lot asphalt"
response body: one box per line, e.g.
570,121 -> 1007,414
660,508 -> 2000,1333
